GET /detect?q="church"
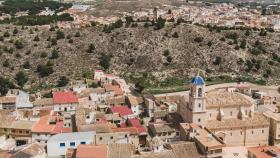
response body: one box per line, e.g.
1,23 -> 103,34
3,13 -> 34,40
179,75 -> 270,147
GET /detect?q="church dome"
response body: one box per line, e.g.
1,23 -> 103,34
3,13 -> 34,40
191,75 -> 205,85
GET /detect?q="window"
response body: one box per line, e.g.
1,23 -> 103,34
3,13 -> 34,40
198,88 -> 202,97
198,118 -> 201,122
198,103 -> 201,108
99,137 -> 103,140
230,111 -> 233,116
240,131 -> 242,135
125,134 -> 127,138
230,133 -> 232,136
70,142 -> 75,147
252,131 -> 254,134
262,130 -> 264,133
60,143 -> 65,147
110,136 -> 114,139
80,141 -> 86,144
209,113 -> 212,118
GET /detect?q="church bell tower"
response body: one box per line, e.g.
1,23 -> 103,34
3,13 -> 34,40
188,74 -> 207,124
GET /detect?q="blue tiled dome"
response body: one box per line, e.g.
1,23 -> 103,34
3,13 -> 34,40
191,75 -> 205,85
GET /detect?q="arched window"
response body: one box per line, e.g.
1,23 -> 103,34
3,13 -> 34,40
198,88 -> 202,97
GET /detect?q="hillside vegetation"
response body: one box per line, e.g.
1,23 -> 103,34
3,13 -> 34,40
0,20 -> 280,92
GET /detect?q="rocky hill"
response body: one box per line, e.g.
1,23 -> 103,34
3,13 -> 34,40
0,22 -> 280,92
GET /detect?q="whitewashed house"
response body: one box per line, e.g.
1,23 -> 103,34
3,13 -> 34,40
47,132 -> 96,157
53,91 -> 79,113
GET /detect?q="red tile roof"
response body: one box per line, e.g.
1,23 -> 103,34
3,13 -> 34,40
128,118 -> 147,133
76,144 -> 108,158
248,146 -> 280,158
103,84 -> 123,96
31,114 -> 72,134
53,92 -> 78,104
31,115 -> 57,133
111,106 -> 133,117
51,121 -> 72,134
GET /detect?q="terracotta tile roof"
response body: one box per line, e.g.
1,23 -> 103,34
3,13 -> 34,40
31,114 -> 72,134
76,144 -> 108,158
113,86 -> 123,96
134,150 -> 175,158
104,84 -> 123,96
0,96 -> 16,104
108,144 -> 133,158
53,91 -> 78,104
52,121 -> 72,134
78,123 -> 113,133
206,91 -> 253,108
206,113 -> 269,130
128,118 -> 147,133
104,84 -> 115,92
112,127 -> 138,135
149,123 -> 175,134
31,115 -> 57,133
105,96 -> 126,105
248,146 -> 280,158
0,150 -> 13,158
167,142 -> 201,158
111,106 -> 133,117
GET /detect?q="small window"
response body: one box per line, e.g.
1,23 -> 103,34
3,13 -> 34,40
99,137 -> 103,140
262,130 -> 264,133
198,103 -> 201,108
60,143 -> 65,147
110,136 -> 113,139
198,118 -> 201,122
230,133 -> 232,136
125,134 -> 127,138
80,141 -> 86,144
70,142 -> 75,147
252,131 -> 254,134
240,131 -> 242,135
230,111 -> 233,116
